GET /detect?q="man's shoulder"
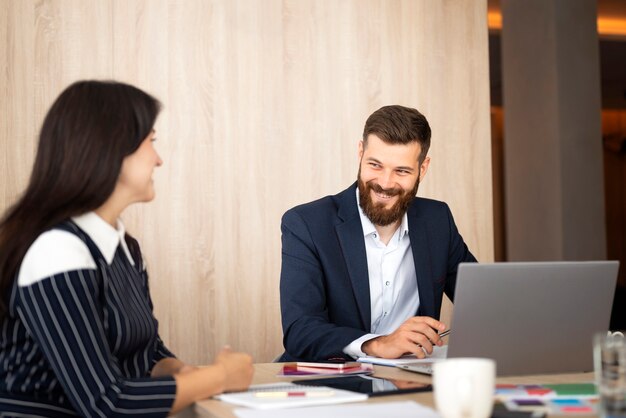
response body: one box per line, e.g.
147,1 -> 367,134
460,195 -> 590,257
408,196 -> 453,220
283,184 -> 355,222
285,194 -> 336,216
411,196 -> 449,210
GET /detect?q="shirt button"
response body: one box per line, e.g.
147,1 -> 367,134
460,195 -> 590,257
385,281 -> 390,286
373,233 -> 377,238
384,311 -> 388,316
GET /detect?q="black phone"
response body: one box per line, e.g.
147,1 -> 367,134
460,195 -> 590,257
294,375 -> 432,397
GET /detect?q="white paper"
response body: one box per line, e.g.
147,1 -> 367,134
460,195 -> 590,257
234,400 -> 440,418
357,345 -> 448,366
216,382 -> 367,410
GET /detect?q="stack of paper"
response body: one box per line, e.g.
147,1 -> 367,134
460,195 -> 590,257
357,345 -> 448,366
216,382 -> 368,410
233,400 -> 440,418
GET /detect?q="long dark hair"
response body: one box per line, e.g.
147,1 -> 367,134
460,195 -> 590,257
0,80 -> 161,319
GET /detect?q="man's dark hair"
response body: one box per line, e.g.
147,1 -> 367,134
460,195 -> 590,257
362,105 -> 431,163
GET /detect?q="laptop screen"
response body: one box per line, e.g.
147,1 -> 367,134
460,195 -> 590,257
447,261 -> 619,375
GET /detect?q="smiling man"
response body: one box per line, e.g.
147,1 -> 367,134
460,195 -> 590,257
279,105 -> 476,362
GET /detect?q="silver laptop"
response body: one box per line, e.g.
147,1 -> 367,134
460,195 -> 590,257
399,261 -> 619,376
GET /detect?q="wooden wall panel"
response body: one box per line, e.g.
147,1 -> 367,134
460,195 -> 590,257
1,1 -> 35,210
1,0 -> 493,364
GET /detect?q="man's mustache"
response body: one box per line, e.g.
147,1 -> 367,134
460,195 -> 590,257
367,182 -> 402,197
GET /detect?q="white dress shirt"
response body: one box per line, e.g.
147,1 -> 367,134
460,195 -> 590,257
343,189 -> 420,358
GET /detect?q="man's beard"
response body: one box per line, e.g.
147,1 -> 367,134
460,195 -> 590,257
358,167 -> 419,227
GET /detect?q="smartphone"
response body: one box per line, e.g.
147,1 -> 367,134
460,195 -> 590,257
295,361 -> 362,370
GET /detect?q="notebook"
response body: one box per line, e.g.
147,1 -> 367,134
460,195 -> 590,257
215,382 -> 367,409
396,261 -> 619,376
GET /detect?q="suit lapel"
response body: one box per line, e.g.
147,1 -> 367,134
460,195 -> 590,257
335,184 -> 371,330
408,204 -> 435,317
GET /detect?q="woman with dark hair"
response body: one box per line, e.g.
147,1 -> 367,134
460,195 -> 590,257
0,80 -> 253,417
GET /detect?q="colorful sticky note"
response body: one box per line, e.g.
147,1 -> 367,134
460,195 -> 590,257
514,399 -> 545,406
551,399 -> 583,405
560,406 -> 594,413
526,388 -> 553,396
543,384 -> 597,396
496,388 -> 524,394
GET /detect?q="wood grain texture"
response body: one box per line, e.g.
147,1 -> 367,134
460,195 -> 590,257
0,0 -> 493,363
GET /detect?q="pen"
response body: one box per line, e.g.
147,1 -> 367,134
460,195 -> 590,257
255,390 -> 335,398
416,329 -> 451,349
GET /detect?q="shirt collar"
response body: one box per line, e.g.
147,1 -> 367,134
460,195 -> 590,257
355,188 -> 409,239
71,212 -> 135,265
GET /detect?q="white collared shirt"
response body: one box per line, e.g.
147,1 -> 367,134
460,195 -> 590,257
18,212 -> 136,287
342,189 -> 420,358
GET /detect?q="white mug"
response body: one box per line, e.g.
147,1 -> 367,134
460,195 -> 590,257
433,358 -> 496,418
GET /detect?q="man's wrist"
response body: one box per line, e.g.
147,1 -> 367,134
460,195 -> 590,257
362,336 -> 381,356
343,333 -> 381,358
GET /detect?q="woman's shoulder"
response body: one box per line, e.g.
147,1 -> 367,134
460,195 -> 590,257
18,228 -> 96,287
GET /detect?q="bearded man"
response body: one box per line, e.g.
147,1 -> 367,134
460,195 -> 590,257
279,105 -> 476,362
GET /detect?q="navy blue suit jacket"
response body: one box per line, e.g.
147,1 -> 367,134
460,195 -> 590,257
279,183 -> 476,362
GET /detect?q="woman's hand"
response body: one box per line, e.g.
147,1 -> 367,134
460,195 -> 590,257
169,346 -> 254,414
214,346 -> 254,392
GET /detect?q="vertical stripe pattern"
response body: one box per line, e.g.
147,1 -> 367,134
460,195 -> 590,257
0,221 -> 177,417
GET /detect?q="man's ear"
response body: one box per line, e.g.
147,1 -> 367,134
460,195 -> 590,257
419,156 -> 431,181
358,140 -> 364,159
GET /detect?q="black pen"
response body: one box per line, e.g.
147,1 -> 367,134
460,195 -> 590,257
439,329 -> 451,338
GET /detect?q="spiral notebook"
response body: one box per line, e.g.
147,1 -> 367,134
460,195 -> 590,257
215,382 -> 368,409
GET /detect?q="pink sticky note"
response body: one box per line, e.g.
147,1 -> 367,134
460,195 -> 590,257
561,406 -> 594,413
526,389 -> 553,396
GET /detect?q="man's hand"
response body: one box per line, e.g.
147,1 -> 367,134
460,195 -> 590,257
361,316 -> 446,359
